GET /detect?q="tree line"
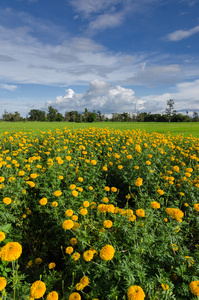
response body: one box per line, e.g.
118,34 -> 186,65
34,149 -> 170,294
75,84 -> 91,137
1,100 -> 199,122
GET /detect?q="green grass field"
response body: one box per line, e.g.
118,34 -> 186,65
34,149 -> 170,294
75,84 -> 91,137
0,121 -> 199,137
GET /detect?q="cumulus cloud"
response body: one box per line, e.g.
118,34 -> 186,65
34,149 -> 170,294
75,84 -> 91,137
0,83 -> 18,91
44,78 -> 199,117
45,79 -> 143,114
166,25 -> 199,41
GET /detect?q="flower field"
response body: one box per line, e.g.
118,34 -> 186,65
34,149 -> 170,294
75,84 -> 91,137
0,127 -> 199,300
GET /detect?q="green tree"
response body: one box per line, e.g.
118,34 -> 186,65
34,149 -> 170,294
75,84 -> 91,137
2,110 -> 22,122
28,109 -> 46,121
193,111 -> 199,122
165,99 -> 176,122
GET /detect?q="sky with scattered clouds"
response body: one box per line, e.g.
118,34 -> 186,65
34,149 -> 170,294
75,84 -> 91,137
0,0 -> 199,118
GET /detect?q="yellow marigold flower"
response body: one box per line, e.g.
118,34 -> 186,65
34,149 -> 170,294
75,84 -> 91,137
69,292 -> 81,300
65,246 -> 74,254
98,204 -> 107,213
0,277 -> 7,291
173,166 -> 179,173
161,283 -> 169,290
30,280 -> 46,299
186,167 -> 193,173
39,197 -> 47,205
80,276 -> 89,286
70,238 -> 77,245
103,197 -> 109,203
136,209 -> 145,217
71,215 -> 78,221
134,166 -> 139,169
146,160 -> 151,165
65,209 -> 73,217
135,178 -> 143,187
78,177 -> 83,182
100,245 -> 115,261
91,160 -> 97,165
58,175 -> 63,180
0,177 -> 5,183
72,190 -> 78,197
0,232 -> 6,242
30,173 -> 38,179
127,285 -> 145,300
135,144 -> 141,153
49,262 -> 56,269
80,208 -> 88,216
83,201 -> 89,208
127,155 -> 132,159
118,165 -> 123,169
104,186 -> 110,191
189,281 -> 199,296
103,220 -> 113,228
26,181 -> 35,187
54,191 -> 62,197
83,250 -> 94,262
194,203 -> 199,212
151,202 -> 161,209
62,220 -> 74,230
72,252 -> 80,261
18,171 -> 25,176
46,291 -> 59,300
111,187 -> 117,192
165,208 -> 184,221
69,184 -> 76,190
3,197 -> 12,205
129,215 -> 136,222
76,283 -> 84,290
52,201 -> 58,207
157,189 -> 164,195
89,186 -> 93,190
106,204 -> 115,213
0,242 -> 22,261
66,156 -> 71,161
35,257 -> 42,265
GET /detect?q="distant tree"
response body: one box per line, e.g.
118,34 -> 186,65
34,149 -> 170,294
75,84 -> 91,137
47,106 -> 58,121
193,111 -> 199,122
47,106 -> 64,121
87,112 -> 97,122
64,111 -> 70,122
28,109 -> 46,121
165,99 -> 176,122
2,110 -> 22,122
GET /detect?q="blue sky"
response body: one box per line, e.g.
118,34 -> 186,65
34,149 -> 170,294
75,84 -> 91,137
0,0 -> 199,118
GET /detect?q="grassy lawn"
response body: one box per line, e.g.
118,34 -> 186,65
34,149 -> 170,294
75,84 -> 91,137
0,121 -> 199,137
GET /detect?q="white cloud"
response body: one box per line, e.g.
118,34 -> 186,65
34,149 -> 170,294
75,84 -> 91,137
166,25 -> 199,41
69,0 -> 123,17
88,12 -> 124,31
140,79 -> 199,114
124,64 -> 183,87
45,79 -> 143,114
45,78 -> 199,116
0,83 -> 18,91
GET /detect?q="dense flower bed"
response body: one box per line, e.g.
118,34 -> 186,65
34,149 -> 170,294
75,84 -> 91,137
0,127 -> 199,299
